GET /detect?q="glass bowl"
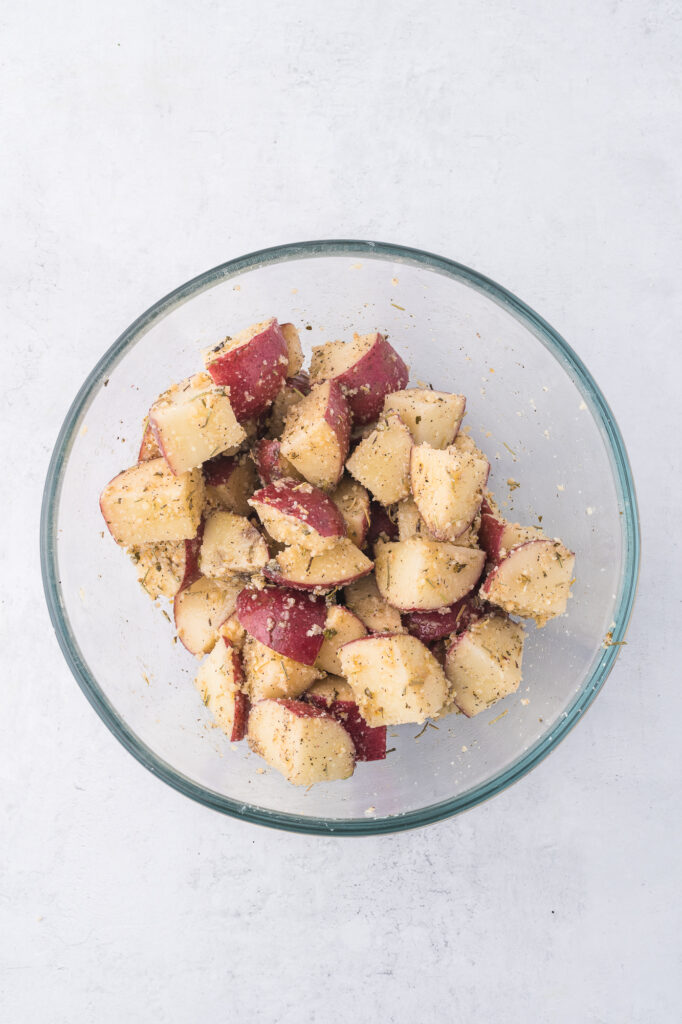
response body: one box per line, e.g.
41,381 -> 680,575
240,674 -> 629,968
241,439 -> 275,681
41,240 -> 639,835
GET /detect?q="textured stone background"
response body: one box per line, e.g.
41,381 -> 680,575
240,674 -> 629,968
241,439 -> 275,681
2,2 -> 680,1021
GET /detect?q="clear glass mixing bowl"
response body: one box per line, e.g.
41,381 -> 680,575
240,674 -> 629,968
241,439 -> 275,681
41,241 -> 639,835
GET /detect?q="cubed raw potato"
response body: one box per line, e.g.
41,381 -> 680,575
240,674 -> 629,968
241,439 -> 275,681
480,539 -> 575,626
366,501 -> 399,546
248,699 -> 356,785
242,637 -> 323,701
266,372 -> 310,438
235,585 -> 327,665
310,332 -> 409,424
396,497 -> 434,541
315,604 -> 367,674
100,458 -> 204,546
280,323 -> 304,376
383,389 -> 465,448
305,677 -> 386,762
344,574 -> 405,634
340,633 -> 448,726
148,371 -> 246,475
478,496 -> 544,563
138,418 -> 161,462
249,479 -> 347,554
195,638 -> 250,740
374,538 -> 485,610
404,594 -> 484,643
330,476 -> 370,548
199,511 -> 269,577
345,413 -> 412,505
280,380 -> 351,491
444,613 -> 525,717
130,530 -> 202,600
264,539 -> 373,592
253,438 -> 304,486
174,576 -> 244,655
410,443 -> 489,541
203,453 -> 257,517
204,318 -> 289,420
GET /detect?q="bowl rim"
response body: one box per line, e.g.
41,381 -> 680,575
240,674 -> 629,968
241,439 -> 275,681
40,239 -> 640,836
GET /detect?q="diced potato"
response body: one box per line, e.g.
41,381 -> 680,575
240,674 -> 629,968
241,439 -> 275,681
280,380 -> 351,491
480,539 -> 575,626
280,323 -> 304,376
383,389 -> 465,448
100,458 -> 204,546
248,699 -> 356,785
265,539 -> 373,592
443,614 -> 525,717
242,636 -> 323,701
129,540 -> 186,599
410,443 -> 488,541
204,453 -> 257,517
345,413 -> 412,505
174,576 -> 245,655
199,510 -> 269,577
249,479 -> 347,554
315,604 -> 367,674
309,332 -> 409,424
330,476 -> 371,548
195,638 -> 249,740
340,633 -> 448,726
374,538 -> 485,610
344,574 -> 405,634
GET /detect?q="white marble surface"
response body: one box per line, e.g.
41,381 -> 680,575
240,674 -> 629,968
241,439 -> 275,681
2,2 -> 681,1021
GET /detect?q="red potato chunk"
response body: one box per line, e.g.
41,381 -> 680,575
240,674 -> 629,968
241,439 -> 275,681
199,511 -> 269,577
383,389 -> 466,448
174,576 -> 245,655
280,323 -> 305,376
130,525 -> 203,601
315,604 -> 367,674
149,371 -> 245,475
204,318 -> 289,421
330,476 -> 370,549
242,637 -> 323,701
478,496 -> 544,563
249,479 -> 347,554
100,458 -> 204,546
305,677 -> 386,762
396,497 -> 434,541
480,539 -> 575,626
235,585 -> 327,666
203,453 -> 257,517
253,438 -> 304,486
339,633 -> 448,726
195,637 -> 250,741
310,332 -> 409,424
404,594 -> 484,644
344,574 -> 405,634
443,613 -> 525,717
346,413 -> 413,505
138,418 -> 162,462
248,699 -> 356,786
266,371 -> 311,438
264,539 -> 373,592
280,380 -> 351,491
219,613 -> 246,650
410,443 -> 489,541
374,538 -> 485,611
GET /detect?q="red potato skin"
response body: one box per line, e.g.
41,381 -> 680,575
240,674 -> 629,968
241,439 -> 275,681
405,595 -> 484,644
251,481 -> 347,540
138,420 -> 161,462
235,585 -> 327,665
366,502 -> 399,546
324,380 -> 352,463
335,334 -> 409,424
262,560 -> 373,592
306,693 -> 386,761
203,453 -> 241,488
269,698 -> 338,721
478,497 -> 506,562
218,637 -> 250,741
206,320 -> 288,421
177,518 -> 205,593
253,439 -> 289,485
287,371 -> 311,396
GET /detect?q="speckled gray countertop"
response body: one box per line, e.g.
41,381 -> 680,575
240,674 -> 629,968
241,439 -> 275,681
2,2 -> 680,1021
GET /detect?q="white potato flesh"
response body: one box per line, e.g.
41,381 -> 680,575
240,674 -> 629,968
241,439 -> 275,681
130,540 -> 186,599
100,458 -> 204,546
148,371 -> 246,475
199,511 -> 269,577
345,413 -> 412,505
309,335 -> 366,379
269,539 -> 373,591
330,476 -> 371,548
443,614 -> 525,717
344,574 -> 405,634
248,700 -> 356,785
280,381 -> 348,491
194,639 -> 247,739
305,675 -> 355,704
204,457 -> 257,517
383,389 -> 465,448
410,444 -> 489,541
315,604 -> 368,675
242,637 -> 323,701
340,633 -> 448,726
452,431 -> 487,460
396,497 -> 434,541
374,538 -> 485,610
481,539 -> 575,626
280,323 -> 304,376
219,614 -> 246,650
174,577 -> 244,655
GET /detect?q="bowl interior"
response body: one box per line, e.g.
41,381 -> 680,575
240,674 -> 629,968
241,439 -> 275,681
43,242 -> 638,833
